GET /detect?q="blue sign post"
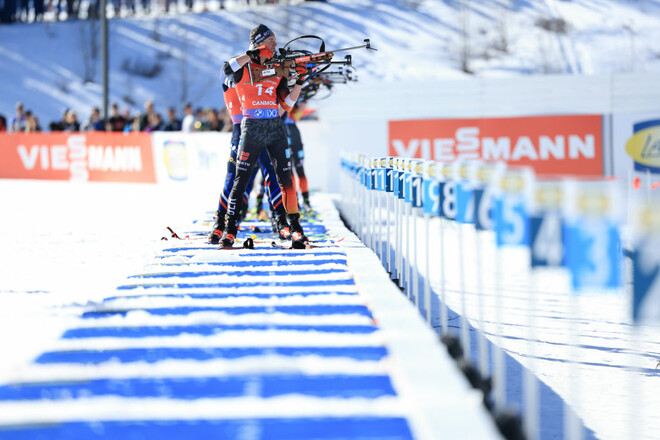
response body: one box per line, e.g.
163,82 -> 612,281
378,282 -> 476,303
423,162 -> 440,216
438,163 -> 457,220
529,181 -> 566,268
473,163 -> 505,231
632,201 -> 660,323
493,169 -> 534,248
563,181 -> 623,293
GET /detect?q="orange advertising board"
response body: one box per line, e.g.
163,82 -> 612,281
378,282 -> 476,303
0,133 -> 156,183
389,115 -> 603,176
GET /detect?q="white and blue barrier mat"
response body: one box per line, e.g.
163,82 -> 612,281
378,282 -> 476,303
0,195 -> 498,439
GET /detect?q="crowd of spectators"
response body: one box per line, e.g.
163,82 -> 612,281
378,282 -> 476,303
0,0 -> 291,23
1,100 -> 233,134
0,102 -> 42,133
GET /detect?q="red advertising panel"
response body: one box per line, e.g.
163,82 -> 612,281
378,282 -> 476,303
389,115 -> 603,176
0,133 -> 156,183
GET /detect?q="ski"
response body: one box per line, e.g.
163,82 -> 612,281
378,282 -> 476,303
270,241 -> 326,250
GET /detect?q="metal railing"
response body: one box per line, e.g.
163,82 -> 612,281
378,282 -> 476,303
338,154 -> 660,440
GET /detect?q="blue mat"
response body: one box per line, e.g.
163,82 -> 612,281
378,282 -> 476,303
102,291 -> 358,302
82,305 -> 372,319
0,374 -> 395,401
62,324 -> 378,339
0,417 -> 413,440
117,279 -> 356,290
35,346 -> 389,364
128,269 -> 349,279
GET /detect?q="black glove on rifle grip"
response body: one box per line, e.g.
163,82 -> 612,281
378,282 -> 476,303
246,49 -> 261,64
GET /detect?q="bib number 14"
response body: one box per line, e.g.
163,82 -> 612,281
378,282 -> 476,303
256,84 -> 274,96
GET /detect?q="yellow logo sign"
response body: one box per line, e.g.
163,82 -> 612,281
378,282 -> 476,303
428,164 -> 437,178
625,123 -> 660,169
163,140 -> 188,181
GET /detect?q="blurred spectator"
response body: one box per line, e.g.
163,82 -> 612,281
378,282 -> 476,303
17,0 -> 27,21
143,112 -> 163,132
163,106 -> 181,131
2,0 -> 282,23
25,110 -> 41,133
140,0 -> 149,14
122,108 -> 132,125
219,107 -> 232,132
49,108 -> 69,131
82,107 -> 104,131
204,107 -> 223,131
109,0 -> 120,16
162,0 -> 176,13
124,113 -> 141,132
129,0 -> 138,14
139,99 -> 156,131
181,102 -> 195,132
0,0 -> 16,23
62,109 -> 80,132
2,102 -> 250,133
193,107 -> 206,131
108,103 -> 127,132
10,102 -> 26,132
65,0 -> 78,19
87,0 -> 99,18
24,110 -> 42,132
34,0 -> 44,20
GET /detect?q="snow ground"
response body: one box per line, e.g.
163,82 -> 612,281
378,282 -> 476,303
0,178 -> 499,439
2,0 -> 660,127
0,179 -> 214,381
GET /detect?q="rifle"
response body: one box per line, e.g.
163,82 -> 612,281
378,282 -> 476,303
319,67 -> 357,85
297,66 -> 358,102
249,35 -> 376,85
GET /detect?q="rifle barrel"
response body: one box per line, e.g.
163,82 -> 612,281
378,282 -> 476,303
332,44 -> 368,53
331,39 -> 377,53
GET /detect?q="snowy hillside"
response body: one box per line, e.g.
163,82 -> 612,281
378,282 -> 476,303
1,0 -> 660,128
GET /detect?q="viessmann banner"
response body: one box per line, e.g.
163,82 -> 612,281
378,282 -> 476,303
389,115 -> 603,176
0,133 -> 156,183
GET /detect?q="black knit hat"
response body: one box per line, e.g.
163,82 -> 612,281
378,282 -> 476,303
250,24 -> 274,48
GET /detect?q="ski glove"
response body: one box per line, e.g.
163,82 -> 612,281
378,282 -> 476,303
246,45 -> 273,64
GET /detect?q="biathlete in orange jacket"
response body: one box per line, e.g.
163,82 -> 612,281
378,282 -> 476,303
220,24 -> 307,248
208,76 -> 289,245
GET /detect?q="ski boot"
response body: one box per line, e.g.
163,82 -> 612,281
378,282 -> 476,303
220,217 -> 238,248
208,210 -> 225,244
270,213 -> 279,234
257,209 -> 269,221
276,214 -> 291,240
301,192 -> 317,218
239,203 -> 249,223
288,213 -> 308,249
